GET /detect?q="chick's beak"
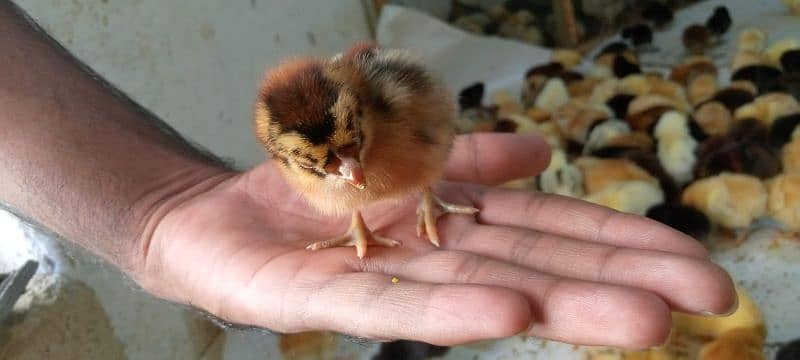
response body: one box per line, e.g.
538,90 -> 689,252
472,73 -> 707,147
336,156 -> 366,189
326,143 -> 365,189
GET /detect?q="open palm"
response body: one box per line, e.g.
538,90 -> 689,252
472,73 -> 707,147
140,133 -> 735,347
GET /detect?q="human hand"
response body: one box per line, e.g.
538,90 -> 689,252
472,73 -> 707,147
137,133 -> 735,347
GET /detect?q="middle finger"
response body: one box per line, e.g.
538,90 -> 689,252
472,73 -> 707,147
437,221 -> 735,316
466,187 -> 709,258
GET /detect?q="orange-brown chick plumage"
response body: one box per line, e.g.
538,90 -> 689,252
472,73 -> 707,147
254,43 -> 477,257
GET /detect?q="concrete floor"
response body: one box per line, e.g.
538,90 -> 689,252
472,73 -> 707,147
3,1 -> 372,359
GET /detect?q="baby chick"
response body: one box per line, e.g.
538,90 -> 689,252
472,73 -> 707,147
253,43 -> 478,258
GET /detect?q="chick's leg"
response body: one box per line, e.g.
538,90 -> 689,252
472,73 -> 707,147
417,188 -> 479,247
306,210 -> 400,258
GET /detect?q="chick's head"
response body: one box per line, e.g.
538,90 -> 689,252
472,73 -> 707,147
255,44 -> 457,215
254,56 -> 369,190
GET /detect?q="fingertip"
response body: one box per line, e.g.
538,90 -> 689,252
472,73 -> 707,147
483,287 -> 534,339
495,133 -> 552,177
511,133 -> 551,155
598,250 -> 735,317
665,258 -> 736,316
446,133 -> 552,185
427,285 -> 532,345
618,292 -> 672,349
528,282 -> 672,349
697,263 -> 737,316
579,289 -> 672,349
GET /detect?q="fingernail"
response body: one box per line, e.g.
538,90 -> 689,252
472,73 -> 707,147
658,329 -> 677,348
700,293 -> 739,317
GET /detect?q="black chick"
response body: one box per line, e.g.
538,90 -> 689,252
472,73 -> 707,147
706,6 -> 732,36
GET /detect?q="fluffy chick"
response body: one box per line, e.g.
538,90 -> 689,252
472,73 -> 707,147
254,43 -> 477,258
654,111 -> 698,185
682,173 -> 767,229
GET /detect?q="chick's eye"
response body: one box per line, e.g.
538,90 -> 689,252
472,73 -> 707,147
296,162 -> 316,170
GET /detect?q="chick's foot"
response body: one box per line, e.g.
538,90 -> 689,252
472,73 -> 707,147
306,210 -> 400,258
417,188 -> 479,247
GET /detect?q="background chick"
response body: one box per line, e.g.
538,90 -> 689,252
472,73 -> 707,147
253,43 -> 478,258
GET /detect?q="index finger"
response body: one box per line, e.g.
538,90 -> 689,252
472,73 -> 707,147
468,187 -> 709,258
444,133 -> 551,185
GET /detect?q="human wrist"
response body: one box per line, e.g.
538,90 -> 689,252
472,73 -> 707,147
0,1 -> 238,281
126,163 -> 238,283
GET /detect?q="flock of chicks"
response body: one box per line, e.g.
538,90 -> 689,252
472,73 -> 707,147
448,0 -> 710,48
451,1 -> 547,46
454,7 -> 800,359
457,20 -> 800,250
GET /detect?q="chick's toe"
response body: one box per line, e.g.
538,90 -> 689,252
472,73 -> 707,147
417,188 -> 479,247
306,211 -> 400,258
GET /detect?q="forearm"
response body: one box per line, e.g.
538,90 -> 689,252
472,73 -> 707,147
0,2 -> 234,274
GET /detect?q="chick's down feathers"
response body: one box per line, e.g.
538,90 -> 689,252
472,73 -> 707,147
254,44 -> 457,215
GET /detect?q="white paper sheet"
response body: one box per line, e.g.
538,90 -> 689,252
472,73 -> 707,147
377,4 -> 552,100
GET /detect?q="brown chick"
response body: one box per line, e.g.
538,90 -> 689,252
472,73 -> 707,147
253,43 -> 478,258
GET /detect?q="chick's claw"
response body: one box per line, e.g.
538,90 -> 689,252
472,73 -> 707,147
306,210 -> 400,258
417,188 -> 479,247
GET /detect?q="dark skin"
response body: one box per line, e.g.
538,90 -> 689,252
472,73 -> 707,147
0,2 -> 735,347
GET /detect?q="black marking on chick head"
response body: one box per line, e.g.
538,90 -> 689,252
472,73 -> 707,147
293,111 -> 336,145
264,63 -> 338,145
